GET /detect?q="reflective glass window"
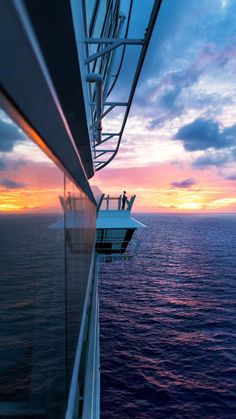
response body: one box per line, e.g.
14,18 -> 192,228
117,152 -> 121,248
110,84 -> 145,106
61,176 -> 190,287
0,107 -> 96,417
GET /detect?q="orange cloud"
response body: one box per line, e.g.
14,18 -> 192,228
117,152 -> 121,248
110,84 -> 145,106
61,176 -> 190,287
0,161 -> 63,213
94,162 -> 236,213
1,156 -> 235,214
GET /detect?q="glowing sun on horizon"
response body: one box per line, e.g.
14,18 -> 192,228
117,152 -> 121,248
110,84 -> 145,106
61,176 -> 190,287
175,202 -> 203,211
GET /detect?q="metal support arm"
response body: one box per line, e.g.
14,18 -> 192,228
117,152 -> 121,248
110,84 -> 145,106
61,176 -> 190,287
86,73 -> 103,143
85,39 -> 143,64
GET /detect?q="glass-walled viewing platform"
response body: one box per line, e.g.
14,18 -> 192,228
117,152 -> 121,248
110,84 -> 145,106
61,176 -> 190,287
92,188 -> 146,261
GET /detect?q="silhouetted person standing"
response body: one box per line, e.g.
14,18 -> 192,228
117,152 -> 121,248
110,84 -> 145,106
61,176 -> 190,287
122,191 -> 127,210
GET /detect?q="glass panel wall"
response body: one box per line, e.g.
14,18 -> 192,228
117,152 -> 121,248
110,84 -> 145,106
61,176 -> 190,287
0,108 -> 96,417
64,177 -> 96,381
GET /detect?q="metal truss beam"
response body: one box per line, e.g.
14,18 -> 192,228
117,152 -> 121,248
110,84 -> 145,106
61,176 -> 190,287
85,37 -> 143,44
95,134 -> 120,146
93,0 -> 163,172
90,102 -> 128,106
85,38 -> 143,64
82,0 -> 163,172
94,150 -> 115,159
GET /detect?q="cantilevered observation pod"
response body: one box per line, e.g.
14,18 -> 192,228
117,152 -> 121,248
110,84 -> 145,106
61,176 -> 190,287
92,187 -> 146,261
52,187 -> 146,262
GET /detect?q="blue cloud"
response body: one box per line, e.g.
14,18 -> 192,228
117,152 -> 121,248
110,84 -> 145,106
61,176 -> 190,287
134,0 -> 236,132
192,144 -> 236,169
174,118 -> 236,151
146,0 -> 236,78
0,158 -> 6,171
0,120 -> 26,152
170,178 -> 197,188
0,178 -> 28,189
0,157 -> 26,172
192,152 -> 230,168
141,41 -> 236,130
158,63 -> 204,111
11,159 -> 27,170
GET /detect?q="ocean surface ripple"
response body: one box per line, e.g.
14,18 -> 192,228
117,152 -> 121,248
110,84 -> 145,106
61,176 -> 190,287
99,214 -> 236,418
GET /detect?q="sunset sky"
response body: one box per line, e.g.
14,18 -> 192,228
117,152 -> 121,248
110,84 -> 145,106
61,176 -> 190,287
95,0 -> 236,212
0,0 -> 236,213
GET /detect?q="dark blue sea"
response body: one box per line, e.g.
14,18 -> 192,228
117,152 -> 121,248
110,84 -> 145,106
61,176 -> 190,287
0,214 -> 236,418
99,214 -> 236,418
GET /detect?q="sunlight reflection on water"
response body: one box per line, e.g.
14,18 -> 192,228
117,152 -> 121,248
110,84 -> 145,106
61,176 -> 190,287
99,214 -> 236,418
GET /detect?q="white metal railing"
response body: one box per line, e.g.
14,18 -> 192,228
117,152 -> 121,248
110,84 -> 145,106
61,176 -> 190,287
82,265 -> 100,418
97,194 -> 136,211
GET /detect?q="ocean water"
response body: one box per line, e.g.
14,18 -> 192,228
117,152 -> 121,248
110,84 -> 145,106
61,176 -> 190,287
0,213 -> 236,418
0,214 -> 66,417
99,214 -> 236,418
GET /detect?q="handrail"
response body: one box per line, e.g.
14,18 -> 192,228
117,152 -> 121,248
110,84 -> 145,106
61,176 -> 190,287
82,263 -> 100,418
66,251 -> 96,419
103,196 -> 121,200
98,194 -> 136,211
86,73 -> 103,143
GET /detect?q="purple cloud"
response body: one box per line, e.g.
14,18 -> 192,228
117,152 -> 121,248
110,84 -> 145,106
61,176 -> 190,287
225,174 -> 236,181
0,157 -> 27,172
170,178 -> 197,188
0,178 -> 28,189
144,41 -> 236,127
